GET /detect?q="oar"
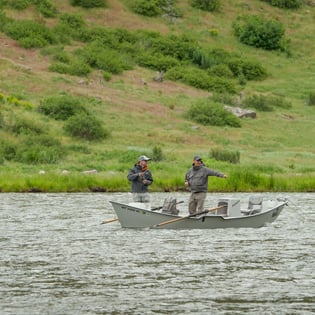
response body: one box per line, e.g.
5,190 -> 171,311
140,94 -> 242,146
100,200 -> 184,224
100,217 -> 119,224
153,205 -> 225,228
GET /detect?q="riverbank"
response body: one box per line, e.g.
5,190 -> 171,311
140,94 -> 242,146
0,169 -> 314,193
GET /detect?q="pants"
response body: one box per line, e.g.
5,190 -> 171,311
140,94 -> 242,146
188,192 -> 207,215
132,192 -> 150,203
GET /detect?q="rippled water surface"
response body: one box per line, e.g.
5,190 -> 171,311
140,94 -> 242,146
1,192 -> 314,314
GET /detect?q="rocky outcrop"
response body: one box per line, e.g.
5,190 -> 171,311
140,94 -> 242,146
224,105 -> 256,119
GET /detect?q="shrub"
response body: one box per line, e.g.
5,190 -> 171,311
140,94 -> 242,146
260,0 -> 302,9
7,0 -> 32,10
165,66 -> 236,93
55,13 -> 90,42
15,135 -> 64,164
0,141 -> 17,161
76,42 -> 133,74
64,113 -> 110,141
35,0 -> 58,17
49,59 -> 91,76
70,0 -> 107,8
136,52 -> 180,71
243,95 -> 274,112
148,34 -> 196,61
10,117 -> 44,135
0,111 -> 3,129
102,71 -> 112,81
308,92 -> 315,106
39,95 -> 88,120
3,19 -> 56,48
191,0 -> 221,12
233,15 -> 286,51
186,99 -> 241,127
131,0 -> 162,17
208,64 -> 234,78
227,58 -> 268,81
210,148 -> 240,164
211,93 -> 238,106
152,146 -> 164,161
244,94 -> 292,111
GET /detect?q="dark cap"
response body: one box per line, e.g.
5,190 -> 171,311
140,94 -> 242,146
193,155 -> 202,161
138,155 -> 151,161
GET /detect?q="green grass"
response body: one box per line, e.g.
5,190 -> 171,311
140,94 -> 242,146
0,0 -> 314,192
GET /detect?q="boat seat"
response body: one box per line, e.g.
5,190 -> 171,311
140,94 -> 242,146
242,196 -> 263,215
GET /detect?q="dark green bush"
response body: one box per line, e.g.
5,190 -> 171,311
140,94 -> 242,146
3,19 -> 56,48
244,94 -> 292,111
191,0 -> 221,12
208,64 -> 234,78
36,0 -> 58,18
55,13 -> 90,42
86,27 -> 138,50
7,0 -> 31,10
0,11 -> 12,32
39,95 -> 88,120
260,0 -> 302,9
192,48 -> 232,69
148,34 -> 197,61
243,95 -> 274,112
308,92 -> 315,106
186,99 -> 241,127
70,0 -> 107,8
131,0 -> 162,17
49,59 -> 91,76
152,145 -> 164,161
227,58 -> 268,81
136,52 -> 180,71
210,148 -> 240,164
64,113 -> 110,141
76,41 -> 133,74
0,110 -> 3,128
233,15 -> 286,51
165,66 -> 236,93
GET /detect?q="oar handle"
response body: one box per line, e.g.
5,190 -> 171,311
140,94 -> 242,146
101,218 -> 118,224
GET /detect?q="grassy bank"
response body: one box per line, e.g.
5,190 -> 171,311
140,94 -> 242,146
0,0 -> 314,192
0,161 -> 314,193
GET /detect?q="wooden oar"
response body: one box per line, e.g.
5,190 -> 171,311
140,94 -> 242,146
153,205 -> 225,228
100,200 -> 184,224
100,217 -> 119,224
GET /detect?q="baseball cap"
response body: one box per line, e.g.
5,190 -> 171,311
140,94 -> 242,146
193,155 -> 202,161
138,155 -> 151,161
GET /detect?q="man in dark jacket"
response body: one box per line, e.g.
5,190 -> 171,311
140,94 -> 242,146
185,155 -> 227,215
127,155 -> 153,203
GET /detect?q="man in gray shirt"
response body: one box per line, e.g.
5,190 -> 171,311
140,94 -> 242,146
185,155 -> 227,215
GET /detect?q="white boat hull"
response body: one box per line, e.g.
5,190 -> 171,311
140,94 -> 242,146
109,199 -> 286,229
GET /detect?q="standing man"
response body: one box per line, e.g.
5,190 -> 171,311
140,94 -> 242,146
185,155 -> 227,215
127,155 -> 153,204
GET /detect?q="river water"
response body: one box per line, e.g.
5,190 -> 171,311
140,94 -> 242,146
0,192 -> 314,315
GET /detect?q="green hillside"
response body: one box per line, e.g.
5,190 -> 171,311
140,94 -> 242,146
0,0 -> 314,192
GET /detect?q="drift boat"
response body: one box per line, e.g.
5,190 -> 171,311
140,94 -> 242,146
109,197 -> 287,229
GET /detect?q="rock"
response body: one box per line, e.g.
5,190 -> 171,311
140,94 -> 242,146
82,169 -> 97,174
224,105 -> 256,119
